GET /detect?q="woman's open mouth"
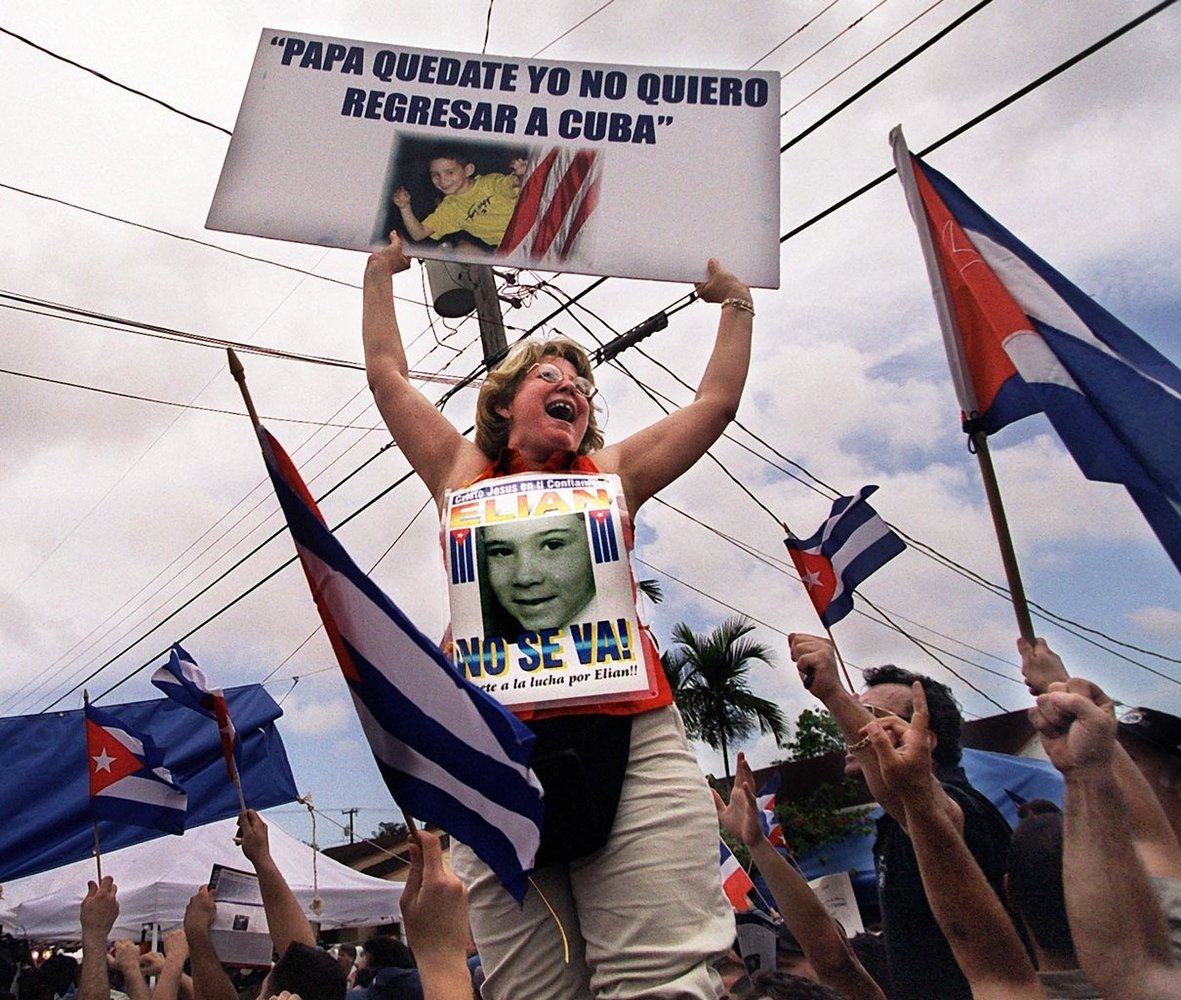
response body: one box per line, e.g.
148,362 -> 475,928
545,399 -> 576,422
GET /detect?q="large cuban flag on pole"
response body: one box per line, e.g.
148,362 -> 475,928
891,127 -> 1181,573
256,424 -> 544,903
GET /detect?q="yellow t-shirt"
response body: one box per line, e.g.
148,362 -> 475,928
422,172 -> 520,246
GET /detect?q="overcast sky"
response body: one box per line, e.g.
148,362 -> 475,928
2,0 -> 1178,849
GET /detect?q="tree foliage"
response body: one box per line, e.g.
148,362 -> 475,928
771,706 -> 874,858
663,615 -> 787,778
781,707 -> 845,761
775,782 -> 874,859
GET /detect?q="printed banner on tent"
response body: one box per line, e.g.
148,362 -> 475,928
207,30 -> 781,287
445,472 -> 646,708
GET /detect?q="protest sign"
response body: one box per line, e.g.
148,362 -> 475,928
444,472 -> 656,710
208,29 -> 780,287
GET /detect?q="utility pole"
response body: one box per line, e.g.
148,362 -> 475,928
341,807 -> 358,844
424,260 -> 507,366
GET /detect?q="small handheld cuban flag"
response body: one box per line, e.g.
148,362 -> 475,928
756,772 -> 786,850
719,839 -> 756,912
152,645 -> 240,788
85,702 -> 187,834
784,485 -> 906,628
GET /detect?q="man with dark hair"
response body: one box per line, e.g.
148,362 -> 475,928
789,634 -> 1012,1000
1005,802 -> 1101,998
1117,705 -> 1181,841
862,666 -> 962,770
270,944 -> 347,1000
347,938 -> 421,1000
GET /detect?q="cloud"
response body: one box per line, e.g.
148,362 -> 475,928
279,695 -> 352,736
1128,606 -> 1181,641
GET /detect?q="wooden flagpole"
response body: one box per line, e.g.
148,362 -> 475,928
971,431 -> 1035,642
228,348 -> 262,432
225,346 -> 262,812
83,689 -> 103,881
228,753 -> 248,813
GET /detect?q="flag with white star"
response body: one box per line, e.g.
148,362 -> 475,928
84,702 -> 187,834
784,485 -> 905,628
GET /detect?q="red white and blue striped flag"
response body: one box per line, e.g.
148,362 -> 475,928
892,128 -> 1181,573
784,485 -> 906,628
719,839 -> 756,912
756,772 -> 786,850
257,426 -> 544,902
449,529 -> 475,585
499,147 -> 600,264
85,702 -> 187,834
152,645 -> 239,782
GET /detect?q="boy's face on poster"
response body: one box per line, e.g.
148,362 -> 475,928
484,515 -> 595,631
429,156 -> 475,195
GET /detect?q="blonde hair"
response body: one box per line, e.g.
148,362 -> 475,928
475,336 -> 603,457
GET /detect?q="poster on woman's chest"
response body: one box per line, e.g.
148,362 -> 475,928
444,472 -> 653,710
206,29 -> 780,287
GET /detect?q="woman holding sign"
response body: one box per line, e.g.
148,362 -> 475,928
362,232 -> 755,1000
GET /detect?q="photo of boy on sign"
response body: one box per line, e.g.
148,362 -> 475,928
374,136 -> 602,263
478,512 -> 597,639
445,470 -> 647,709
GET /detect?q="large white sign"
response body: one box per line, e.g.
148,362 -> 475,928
208,30 -> 781,287
443,472 -> 656,710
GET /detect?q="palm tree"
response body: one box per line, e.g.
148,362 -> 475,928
662,615 -> 787,779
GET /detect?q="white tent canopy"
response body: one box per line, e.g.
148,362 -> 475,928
0,818 -> 401,940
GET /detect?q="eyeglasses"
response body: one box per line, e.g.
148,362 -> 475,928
529,361 -> 597,400
863,703 -> 907,721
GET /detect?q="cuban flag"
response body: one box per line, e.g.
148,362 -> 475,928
449,529 -> 475,585
719,839 -> 756,912
499,147 -> 600,263
892,127 -> 1181,573
85,702 -> 187,834
587,508 -> 619,564
152,645 -> 239,782
256,426 -> 544,902
784,485 -> 906,628
756,772 -> 786,850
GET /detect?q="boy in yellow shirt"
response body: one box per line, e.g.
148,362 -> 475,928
394,149 -> 527,251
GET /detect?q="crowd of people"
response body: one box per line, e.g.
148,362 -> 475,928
13,634 -> 1177,1000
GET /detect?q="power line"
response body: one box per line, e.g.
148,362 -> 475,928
781,0 -> 1179,241
25,2 -> 1180,709
0,25 -> 232,134
530,0 -> 619,57
0,365 -> 383,429
0,292 -> 463,382
779,0 -> 954,119
748,0 -> 845,69
777,0 -> 892,83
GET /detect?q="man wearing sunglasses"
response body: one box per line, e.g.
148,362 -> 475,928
789,634 -> 1012,1000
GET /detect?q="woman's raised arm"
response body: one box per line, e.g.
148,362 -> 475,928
363,233 -> 486,501
596,258 -> 754,513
